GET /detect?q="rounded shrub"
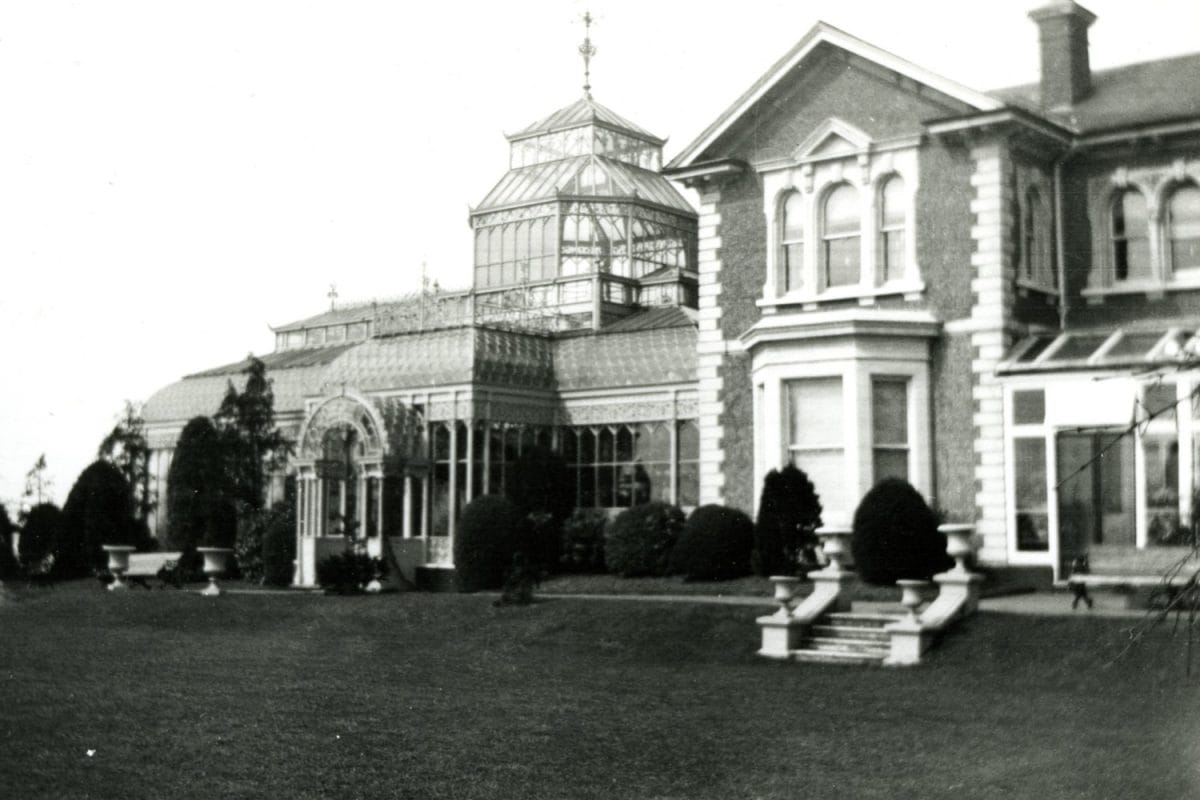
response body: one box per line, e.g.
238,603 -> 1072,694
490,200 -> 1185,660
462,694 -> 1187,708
560,509 -> 609,573
454,495 -> 529,592
670,504 -> 755,581
316,551 -> 381,595
753,464 -> 823,577
604,501 -> 684,578
850,478 -> 952,586
0,505 -> 19,581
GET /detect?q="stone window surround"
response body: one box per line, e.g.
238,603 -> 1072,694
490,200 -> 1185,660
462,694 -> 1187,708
759,136 -> 923,309
1010,162 -> 1058,297
746,318 -> 934,523
1084,158 -> 1200,299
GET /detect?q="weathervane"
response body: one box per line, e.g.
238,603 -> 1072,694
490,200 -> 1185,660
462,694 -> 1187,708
579,11 -> 596,99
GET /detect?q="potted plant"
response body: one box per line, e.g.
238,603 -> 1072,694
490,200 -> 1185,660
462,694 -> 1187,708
196,500 -> 237,597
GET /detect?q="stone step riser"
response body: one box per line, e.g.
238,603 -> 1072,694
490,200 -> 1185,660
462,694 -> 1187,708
824,613 -> 903,628
791,650 -> 886,666
809,625 -> 889,642
796,638 -> 892,657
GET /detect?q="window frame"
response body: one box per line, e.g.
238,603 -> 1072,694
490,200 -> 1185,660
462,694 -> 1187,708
819,182 -> 862,290
876,175 -> 906,286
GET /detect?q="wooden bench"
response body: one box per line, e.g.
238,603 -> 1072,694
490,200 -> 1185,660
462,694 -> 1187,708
123,552 -> 184,589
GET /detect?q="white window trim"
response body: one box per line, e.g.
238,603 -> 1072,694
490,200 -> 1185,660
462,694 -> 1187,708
752,354 -> 931,524
1085,159 -> 1200,299
760,139 -> 922,309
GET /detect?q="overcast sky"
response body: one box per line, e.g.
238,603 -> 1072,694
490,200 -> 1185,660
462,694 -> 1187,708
2,0 -> 1198,510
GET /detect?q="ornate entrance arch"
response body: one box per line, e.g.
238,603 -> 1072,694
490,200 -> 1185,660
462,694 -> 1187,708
293,392 -> 428,587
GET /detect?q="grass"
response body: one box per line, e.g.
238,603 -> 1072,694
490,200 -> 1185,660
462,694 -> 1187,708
1,581 -> 1198,799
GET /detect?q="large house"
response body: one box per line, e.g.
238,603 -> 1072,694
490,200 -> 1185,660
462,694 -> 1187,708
144,2 -> 1200,585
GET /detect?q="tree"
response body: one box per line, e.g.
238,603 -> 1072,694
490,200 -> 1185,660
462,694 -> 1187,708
214,356 -> 290,512
753,464 -> 823,576
21,454 -> 53,518
505,445 -> 573,571
57,460 -> 140,578
0,502 -> 19,582
18,503 -> 64,574
165,416 -> 227,551
98,401 -> 154,520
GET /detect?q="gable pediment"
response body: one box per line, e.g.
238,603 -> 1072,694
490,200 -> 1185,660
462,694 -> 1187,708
793,118 -> 873,164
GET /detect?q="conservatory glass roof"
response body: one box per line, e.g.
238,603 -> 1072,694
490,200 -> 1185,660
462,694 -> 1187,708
476,154 -> 695,215
998,328 -> 1200,374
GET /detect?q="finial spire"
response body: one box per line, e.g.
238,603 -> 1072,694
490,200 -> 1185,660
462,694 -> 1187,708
327,283 -> 338,311
579,11 -> 596,99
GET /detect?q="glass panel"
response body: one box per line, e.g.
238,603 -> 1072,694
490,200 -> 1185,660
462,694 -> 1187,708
871,379 -> 908,445
880,231 -> 904,284
1112,190 -> 1150,282
881,176 -> 905,227
677,462 -> 699,507
784,244 -> 803,292
872,450 -> 908,483
1016,336 -> 1056,363
788,378 -> 842,448
823,184 -> 859,236
1143,383 -> 1177,422
597,464 -> 615,507
578,429 -> 595,465
1014,437 -> 1049,552
635,424 -> 671,463
1051,334 -> 1109,361
1103,331 -> 1165,360
1012,390 -> 1045,425
782,193 -> 804,241
678,421 -> 699,461
824,238 -> 860,287
1169,185 -> 1200,271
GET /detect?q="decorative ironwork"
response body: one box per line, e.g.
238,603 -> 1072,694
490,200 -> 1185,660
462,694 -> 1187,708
579,12 -> 596,99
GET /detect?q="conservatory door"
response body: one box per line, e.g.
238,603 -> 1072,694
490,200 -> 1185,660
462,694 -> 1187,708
1055,429 -> 1135,576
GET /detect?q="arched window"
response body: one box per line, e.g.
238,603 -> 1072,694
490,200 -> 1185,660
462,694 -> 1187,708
1111,189 -> 1150,282
780,192 -> 804,292
878,176 -> 906,285
821,183 -> 860,288
1167,183 -> 1200,277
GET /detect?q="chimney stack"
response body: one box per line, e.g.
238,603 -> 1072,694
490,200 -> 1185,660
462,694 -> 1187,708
1028,1 -> 1096,109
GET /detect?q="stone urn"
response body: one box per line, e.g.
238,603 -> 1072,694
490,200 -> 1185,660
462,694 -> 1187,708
196,547 -> 233,597
816,526 -> 854,572
939,524 -> 977,573
896,579 -> 930,624
768,575 -> 801,618
102,545 -> 136,591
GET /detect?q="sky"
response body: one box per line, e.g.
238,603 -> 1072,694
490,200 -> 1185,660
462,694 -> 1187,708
2,0 -> 1199,511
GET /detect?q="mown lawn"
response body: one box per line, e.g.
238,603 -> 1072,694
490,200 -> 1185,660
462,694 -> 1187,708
1,582 -> 1198,799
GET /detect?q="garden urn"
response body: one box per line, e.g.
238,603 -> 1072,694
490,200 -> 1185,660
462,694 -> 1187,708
896,579 -> 929,624
196,547 -> 233,597
768,575 -> 801,618
939,524 -> 977,574
102,545 -> 136,591
816,526 -> 853,572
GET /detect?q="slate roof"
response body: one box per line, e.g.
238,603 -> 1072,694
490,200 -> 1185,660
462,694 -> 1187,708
554,324 -> 697,391
475,154 -> 696,214
508,96 -> 664,144
989,52 -> 1200,134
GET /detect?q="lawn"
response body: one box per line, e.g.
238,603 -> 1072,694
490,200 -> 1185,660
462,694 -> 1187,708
1,582 -> 1198,799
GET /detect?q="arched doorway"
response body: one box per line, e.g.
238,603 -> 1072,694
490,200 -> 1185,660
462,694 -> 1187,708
293,392 -> 427,587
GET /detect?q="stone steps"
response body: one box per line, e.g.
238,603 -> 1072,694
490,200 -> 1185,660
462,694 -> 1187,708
790,611 -> 903,665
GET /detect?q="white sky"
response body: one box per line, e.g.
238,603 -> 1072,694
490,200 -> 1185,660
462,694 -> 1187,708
2,0 -> 1198,510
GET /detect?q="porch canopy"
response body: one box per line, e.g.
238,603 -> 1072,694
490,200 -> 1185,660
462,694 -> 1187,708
997,327 -> 1200,376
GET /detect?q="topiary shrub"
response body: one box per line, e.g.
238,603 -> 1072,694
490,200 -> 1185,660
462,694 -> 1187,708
261,502 -> 297,587
851,478 -> 952,586
560,509 -> 609,573
58,460 -> 139,578
604,502 -> 684,578
454,495 -> 529,592
753,464 -> 823,577
670,504 -> 755,581
233,502 -> 292,584
316,551 -> 382,595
